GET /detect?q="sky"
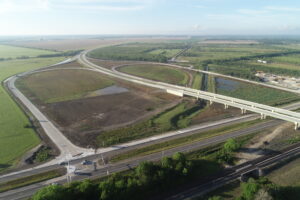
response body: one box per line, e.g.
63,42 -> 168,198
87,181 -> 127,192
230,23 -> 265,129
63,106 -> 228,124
1,0 -> 300,35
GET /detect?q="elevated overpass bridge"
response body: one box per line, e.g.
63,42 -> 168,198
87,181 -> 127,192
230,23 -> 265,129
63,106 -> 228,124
79,52 -> 300,130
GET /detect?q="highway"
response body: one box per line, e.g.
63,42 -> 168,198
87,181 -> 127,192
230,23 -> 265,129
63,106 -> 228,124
0,119 -> 297,200
79,52 -> 300,129
1,49 -> 300,199
0,120 -> 290,199
167,143 -> 300,200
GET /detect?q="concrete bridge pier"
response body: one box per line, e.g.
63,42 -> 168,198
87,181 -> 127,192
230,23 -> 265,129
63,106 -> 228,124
241,108 -> 246,114
295,122 -> 299,130
209,100 -> 213,105
224,104 -> 229,109
260,113 -> 266,120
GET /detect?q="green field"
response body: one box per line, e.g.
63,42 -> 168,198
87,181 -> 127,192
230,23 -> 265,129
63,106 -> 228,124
16,69 -> 114,103
148,49 -> 181,58
0,168 -> 65,193
0,44 -> 56,59
0,57 -> 64,172
215,77 -> 300,105
87,42 -> 188,62
119,64 -> 189,85
271,54 -> 300,65
110,120 -> 260,163
97,101 -> 202,147
179,44 -> 282,63
192,73 -> 203,89
267,156 -> 300,186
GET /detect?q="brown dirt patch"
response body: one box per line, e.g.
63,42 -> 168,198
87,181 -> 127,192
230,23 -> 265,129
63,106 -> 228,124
87,58 -> 137,69
43,89 -> 178,147
191,103 -> 242,125
18,67 -> 180,147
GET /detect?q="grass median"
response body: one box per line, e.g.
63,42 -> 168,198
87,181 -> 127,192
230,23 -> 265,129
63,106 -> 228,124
110,119 -> 261,163
0,168 -> 66,193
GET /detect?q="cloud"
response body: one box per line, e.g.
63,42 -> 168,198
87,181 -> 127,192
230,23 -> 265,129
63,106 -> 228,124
265,6 -> 300,12
0,0 -> 150,14
0,0 -> 49,14
195,5 -> 206,9
237,9 -> 268,15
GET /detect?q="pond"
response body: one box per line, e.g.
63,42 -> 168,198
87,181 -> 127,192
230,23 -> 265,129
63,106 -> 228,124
93,85 -> 129,96
216,77 -> 241,91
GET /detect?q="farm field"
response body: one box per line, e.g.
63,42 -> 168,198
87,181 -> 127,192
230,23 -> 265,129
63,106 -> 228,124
270,54 -> 300,65
7,39 -> 125,51
148,49 -> 181,58
0,57 -> 64,172
0,44 -> 56,59
87,42 -> 188,62
16,65 -> 179,147
118,64 -> 190,86
215,77 -> 300,105
248,61 -> 300,71
7,37 -> 188,51
178,44 -> 283,63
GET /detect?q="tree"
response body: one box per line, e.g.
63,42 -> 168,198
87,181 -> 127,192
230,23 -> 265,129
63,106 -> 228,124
135,161 -> 156,184
208,196 -> 223,200
223,138 -> 240,153
161,157 -> 173,169
32,185 -> 67,200
241,178 -> 260,200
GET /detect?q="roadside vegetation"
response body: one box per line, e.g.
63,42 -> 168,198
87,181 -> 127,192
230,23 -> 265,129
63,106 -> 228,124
192,73 -> 203,90
0,168 -> 65,193
119,64 -> 190,86
0,57 -> 64,172
96,100 -> 204,147
31,152 -> 222,200
110,120 -> 259,163
202,177 -> 300,200
16,69 -> 114,103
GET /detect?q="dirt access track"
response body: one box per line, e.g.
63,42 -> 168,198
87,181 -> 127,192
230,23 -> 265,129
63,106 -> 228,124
16,61 -> 180,148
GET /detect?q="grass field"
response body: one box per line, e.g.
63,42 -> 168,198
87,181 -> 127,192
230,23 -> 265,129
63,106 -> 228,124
119,64 -> 189,85
192,73 -> 203,89
0,168 -> 65,193
110,120 -> 260,163
0,44 -> 56,59
88,42 -> 187,62
16,69 -> 114,103
215,77 -> 300,105
148,49 -> 181,58
179,44 -> 282,63
248,61 -> 300,71
0,57 -> 64,172
267,156 -> 300,186
96,100 -> 202,147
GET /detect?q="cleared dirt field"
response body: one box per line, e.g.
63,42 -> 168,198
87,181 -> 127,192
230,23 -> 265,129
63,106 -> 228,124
87,58 -> 138,69
191,103 -> 242,125
16,65 -> 178,147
